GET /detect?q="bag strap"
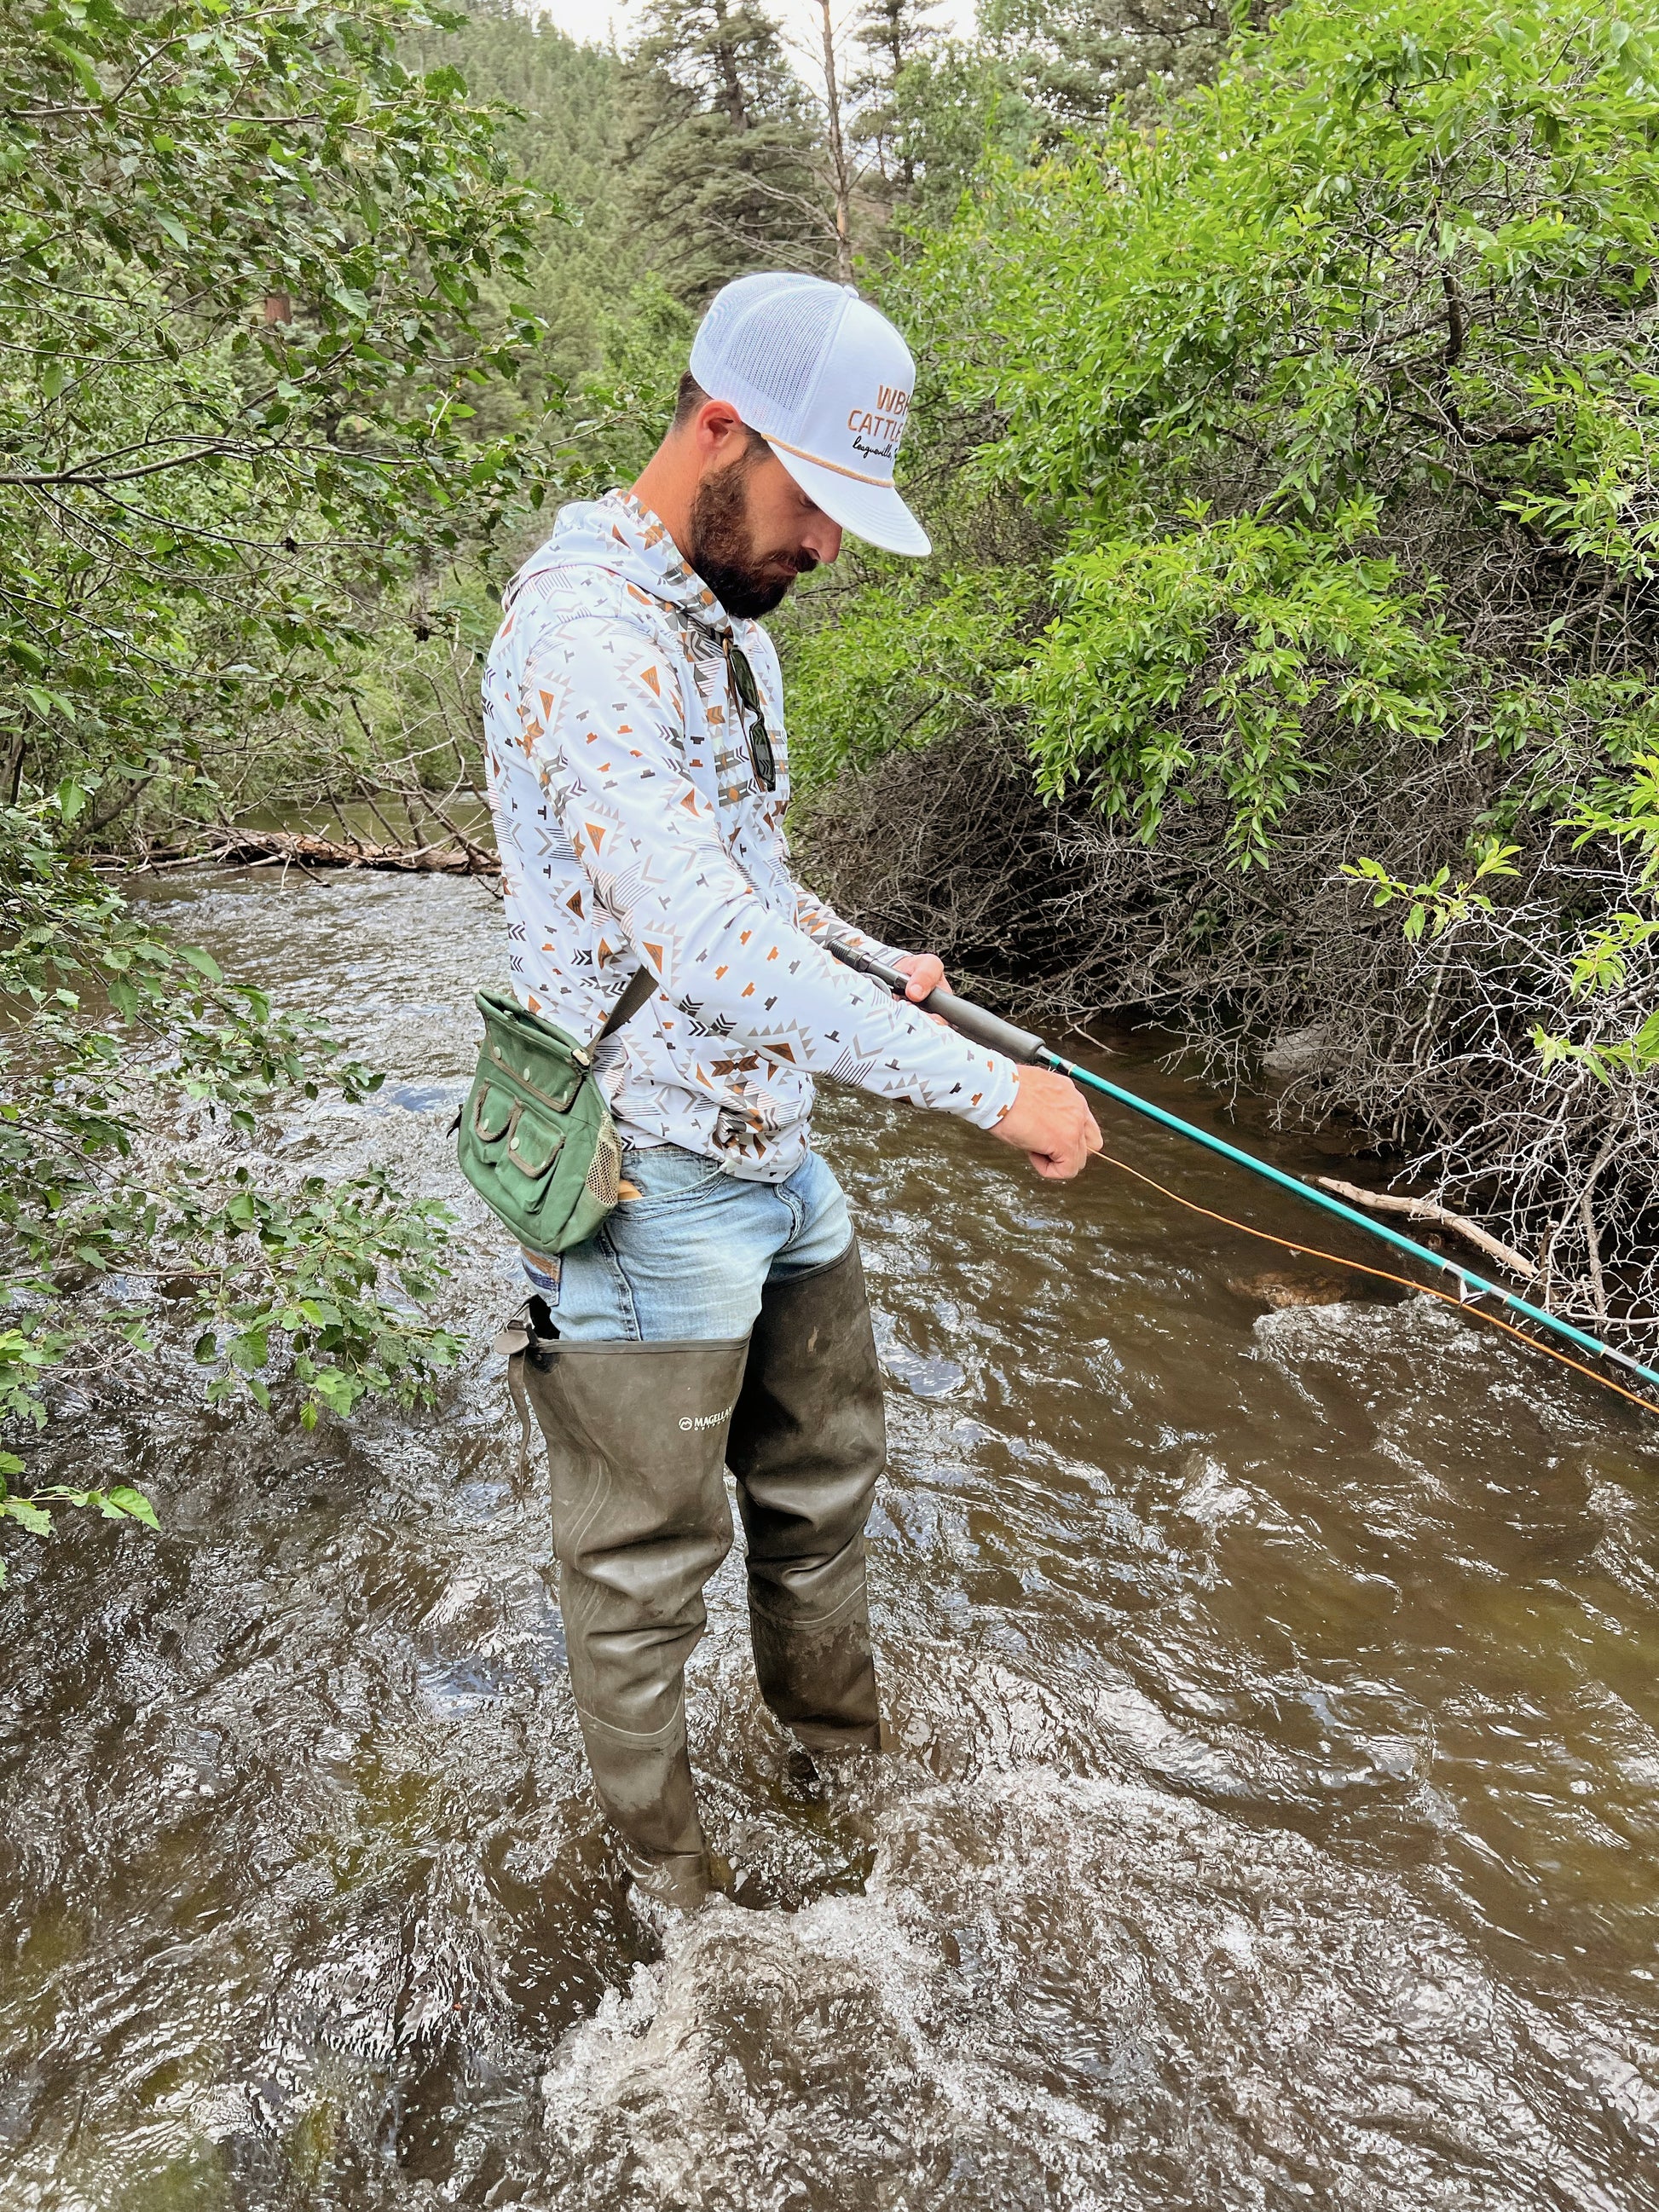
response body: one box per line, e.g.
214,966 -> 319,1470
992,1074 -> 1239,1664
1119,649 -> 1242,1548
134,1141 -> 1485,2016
593,961 -> 658,1048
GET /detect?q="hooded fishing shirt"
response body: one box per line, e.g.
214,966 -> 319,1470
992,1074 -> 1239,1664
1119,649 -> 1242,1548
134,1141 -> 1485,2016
480,489 -> 1020,1181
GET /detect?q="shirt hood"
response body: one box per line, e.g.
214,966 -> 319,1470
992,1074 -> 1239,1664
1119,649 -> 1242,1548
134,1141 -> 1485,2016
506,488 -> 728,628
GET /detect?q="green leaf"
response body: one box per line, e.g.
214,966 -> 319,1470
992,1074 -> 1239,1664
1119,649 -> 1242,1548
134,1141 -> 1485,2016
42,33 -> 103,101
106,1486 -> 159,1530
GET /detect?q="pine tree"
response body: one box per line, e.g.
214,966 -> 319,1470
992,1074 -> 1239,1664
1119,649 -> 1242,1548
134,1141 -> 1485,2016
980,0 -> 1229,139
621,0 -> 829,306
848,0 -> 941,200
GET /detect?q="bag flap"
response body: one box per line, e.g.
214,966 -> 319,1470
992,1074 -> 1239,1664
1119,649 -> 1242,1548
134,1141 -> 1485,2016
474,988 -> 587,1112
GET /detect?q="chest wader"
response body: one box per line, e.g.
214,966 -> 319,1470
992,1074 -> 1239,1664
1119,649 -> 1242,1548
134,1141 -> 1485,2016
510,1237 -> 884,1912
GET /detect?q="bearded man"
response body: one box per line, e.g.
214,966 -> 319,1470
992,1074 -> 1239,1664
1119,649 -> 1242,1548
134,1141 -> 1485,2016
481,273 -> 1099,1913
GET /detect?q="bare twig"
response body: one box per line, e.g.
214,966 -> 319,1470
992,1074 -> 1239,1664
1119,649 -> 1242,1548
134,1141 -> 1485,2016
1314,1176 -> 1537,1279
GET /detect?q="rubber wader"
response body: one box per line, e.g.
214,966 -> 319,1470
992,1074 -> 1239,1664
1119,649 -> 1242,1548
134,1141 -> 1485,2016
519,1330 -> 748,1912
512,1237 -> 885,1911
725,1239 -> 884,1756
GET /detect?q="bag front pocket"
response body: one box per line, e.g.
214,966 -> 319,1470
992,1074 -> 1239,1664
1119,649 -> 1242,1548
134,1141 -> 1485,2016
471,1083 -> 516,1144
467,1082 -> 564,1203
503,1103 -> 563,1182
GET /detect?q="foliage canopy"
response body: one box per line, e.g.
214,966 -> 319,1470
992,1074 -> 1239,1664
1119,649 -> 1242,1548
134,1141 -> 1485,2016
0,0 -> 551,1581
789,0 -> 1659,1340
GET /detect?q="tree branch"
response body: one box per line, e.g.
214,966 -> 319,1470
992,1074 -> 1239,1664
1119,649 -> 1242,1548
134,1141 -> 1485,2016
1313,1176 -> 1538,1279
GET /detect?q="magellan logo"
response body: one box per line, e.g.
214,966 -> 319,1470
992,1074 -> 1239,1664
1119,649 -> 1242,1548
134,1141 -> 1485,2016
679,1401 -> 737,1432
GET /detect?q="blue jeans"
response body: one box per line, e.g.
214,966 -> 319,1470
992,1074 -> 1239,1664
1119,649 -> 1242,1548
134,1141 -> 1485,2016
524,1144 -> 853,1342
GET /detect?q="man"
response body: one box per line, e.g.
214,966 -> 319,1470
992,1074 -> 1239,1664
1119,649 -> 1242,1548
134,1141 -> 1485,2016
481,272 -> 1100,1912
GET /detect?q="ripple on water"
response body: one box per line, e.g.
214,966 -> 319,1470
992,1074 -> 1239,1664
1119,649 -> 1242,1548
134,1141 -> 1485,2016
1,871 -> 1656,2210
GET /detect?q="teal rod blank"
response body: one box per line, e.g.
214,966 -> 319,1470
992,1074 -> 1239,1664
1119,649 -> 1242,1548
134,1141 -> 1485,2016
824,934 -> 1659,1403
1038,1049 -> 1659,1398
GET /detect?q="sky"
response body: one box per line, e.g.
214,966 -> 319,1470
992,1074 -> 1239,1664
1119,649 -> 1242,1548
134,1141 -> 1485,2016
532,0 -> 978,88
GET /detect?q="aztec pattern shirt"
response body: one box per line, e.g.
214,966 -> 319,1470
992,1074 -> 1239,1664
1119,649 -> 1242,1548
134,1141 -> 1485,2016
480,490 -> 1020,1182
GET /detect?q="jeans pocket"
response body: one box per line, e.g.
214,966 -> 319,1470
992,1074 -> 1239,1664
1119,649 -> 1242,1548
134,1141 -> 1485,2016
620,1146 -> 731,1215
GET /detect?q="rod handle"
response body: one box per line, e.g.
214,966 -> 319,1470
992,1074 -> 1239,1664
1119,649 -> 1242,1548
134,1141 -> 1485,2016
828,940 -> 1046,1064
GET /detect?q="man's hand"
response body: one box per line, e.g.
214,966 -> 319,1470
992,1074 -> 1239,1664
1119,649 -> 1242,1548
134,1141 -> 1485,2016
991,1064 -> 1102,1181
889,952 -> 1099,1178
893,952 -> 948,1003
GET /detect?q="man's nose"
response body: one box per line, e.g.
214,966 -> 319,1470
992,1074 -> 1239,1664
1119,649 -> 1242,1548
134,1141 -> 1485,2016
801,516 -> 842,565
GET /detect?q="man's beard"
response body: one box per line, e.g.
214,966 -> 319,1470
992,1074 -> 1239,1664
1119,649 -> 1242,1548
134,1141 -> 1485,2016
685,452 -> 818,619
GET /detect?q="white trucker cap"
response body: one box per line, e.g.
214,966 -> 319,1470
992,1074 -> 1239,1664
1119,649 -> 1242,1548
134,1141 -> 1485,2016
689,272 -> 930,557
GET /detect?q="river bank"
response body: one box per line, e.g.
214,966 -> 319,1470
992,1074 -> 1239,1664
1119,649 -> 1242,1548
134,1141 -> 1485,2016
2,866 -> 1656,2209
799,719 -> 1659,1364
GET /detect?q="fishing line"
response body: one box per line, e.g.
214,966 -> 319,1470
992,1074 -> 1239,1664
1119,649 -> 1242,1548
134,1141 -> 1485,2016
1094,1144 -> 1659,1421
826,937 -> 1659,1418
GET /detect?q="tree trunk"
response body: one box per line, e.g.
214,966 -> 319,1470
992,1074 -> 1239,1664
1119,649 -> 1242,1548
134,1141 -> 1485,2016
129,827 -> 500,876
711,0 -> 751,133
819,0 -> 854,283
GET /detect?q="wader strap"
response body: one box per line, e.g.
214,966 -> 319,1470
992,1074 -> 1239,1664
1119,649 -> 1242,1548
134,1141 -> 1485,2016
493,1295 -> 557,1489
507,1349 -> 533,1488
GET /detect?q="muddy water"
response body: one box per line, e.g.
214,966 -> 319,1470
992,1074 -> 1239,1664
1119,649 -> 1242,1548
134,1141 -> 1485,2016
3,869 -> 1658,2212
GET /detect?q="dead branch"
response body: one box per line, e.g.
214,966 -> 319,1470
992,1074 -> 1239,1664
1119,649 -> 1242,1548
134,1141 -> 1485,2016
131,827 -> 500,875
1313,1176 -> 1538,1279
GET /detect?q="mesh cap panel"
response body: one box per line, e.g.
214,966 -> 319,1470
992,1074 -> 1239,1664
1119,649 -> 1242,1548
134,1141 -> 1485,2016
691,274 -> 843,427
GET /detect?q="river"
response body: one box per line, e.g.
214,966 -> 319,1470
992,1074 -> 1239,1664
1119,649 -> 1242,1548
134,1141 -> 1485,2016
3,868 -> 1656,2210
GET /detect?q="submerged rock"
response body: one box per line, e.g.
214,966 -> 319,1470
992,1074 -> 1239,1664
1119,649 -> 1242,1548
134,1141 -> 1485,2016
1227,1270 -> 1352,1310
1261,1025 -> 1329,1077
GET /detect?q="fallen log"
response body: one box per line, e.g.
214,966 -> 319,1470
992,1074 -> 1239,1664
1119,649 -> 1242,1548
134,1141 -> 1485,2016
134,828 -> 500,875
1314,1175 -> 1537,1280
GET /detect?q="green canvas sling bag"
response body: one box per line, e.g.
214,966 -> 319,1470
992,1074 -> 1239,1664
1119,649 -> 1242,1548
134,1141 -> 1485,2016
456,964 -> 657,1256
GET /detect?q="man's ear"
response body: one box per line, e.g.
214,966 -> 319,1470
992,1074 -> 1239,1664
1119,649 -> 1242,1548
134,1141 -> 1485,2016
691,399 -> 750,465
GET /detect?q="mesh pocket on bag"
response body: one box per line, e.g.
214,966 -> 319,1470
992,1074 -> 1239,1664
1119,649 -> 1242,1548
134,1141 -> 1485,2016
585,1127 -> 621,1208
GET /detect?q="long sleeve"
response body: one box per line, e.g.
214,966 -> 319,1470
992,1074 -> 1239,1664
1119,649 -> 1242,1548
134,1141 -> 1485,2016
790,879 -> 911,975
522,618 -> 1019,1131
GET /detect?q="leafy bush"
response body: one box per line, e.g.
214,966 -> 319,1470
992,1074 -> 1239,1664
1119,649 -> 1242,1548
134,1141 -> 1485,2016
1,0 -> 550,837
0,789 -> 464,1586
791,0 -> 1659,1343
788,565 -> 1042,793
1020,504 -> 1464,864
0,0 -> 551,1585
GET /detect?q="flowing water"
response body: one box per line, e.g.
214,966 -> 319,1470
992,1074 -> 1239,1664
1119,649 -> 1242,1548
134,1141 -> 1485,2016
3,869 -> 1658,2212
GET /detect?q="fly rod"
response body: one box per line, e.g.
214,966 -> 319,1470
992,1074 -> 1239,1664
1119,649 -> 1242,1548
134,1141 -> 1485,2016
828,938 -> 1659,1408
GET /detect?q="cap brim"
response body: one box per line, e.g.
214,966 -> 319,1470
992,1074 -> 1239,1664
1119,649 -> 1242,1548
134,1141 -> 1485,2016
766,442 -> 931,557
